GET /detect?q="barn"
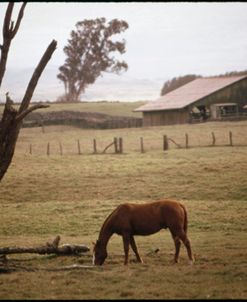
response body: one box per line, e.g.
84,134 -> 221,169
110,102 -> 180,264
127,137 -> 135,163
134,75 -> 247,126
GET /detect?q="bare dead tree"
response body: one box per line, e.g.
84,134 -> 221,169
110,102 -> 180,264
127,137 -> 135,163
0,3 -> 26,87
0,3 -> 57,181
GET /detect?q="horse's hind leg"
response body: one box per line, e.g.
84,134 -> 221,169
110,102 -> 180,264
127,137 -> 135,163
177,230 -> 194,265
171,233 -> 181,263
130,236 -> 143,263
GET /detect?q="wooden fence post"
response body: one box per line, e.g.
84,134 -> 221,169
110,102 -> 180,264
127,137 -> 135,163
229,131 -> 233,146
185,133 -> 189,149
140,137 -> 145,153
77,140 -> 81,155
59,142 -> 63,156
163,135 -> 169,150
119,137 -> 123,154
114,137 -> 118,153
47,142 -> 50,156
211,132 -> 216,146
93,139 -> 97,154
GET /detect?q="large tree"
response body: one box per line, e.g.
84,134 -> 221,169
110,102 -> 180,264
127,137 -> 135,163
0,3 -> 57,181
57,18 -> 128,102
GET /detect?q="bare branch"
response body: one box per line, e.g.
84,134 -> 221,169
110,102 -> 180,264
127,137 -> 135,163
18,39 -> 57,113
15,103 -> 49,122
11,3 -> 27,38
0,3 -> 26,88
0,5 -> 56,182
3,3 -> 14,38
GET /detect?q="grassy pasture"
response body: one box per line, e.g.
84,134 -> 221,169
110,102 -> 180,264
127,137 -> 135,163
0,120 -> 247,299
0,101 -> 145,117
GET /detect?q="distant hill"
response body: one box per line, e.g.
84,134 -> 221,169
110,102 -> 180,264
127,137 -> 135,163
0,66 -> 164,103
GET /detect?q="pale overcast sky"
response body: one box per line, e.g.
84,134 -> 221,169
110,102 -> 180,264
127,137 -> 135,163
1,2 -> 247,102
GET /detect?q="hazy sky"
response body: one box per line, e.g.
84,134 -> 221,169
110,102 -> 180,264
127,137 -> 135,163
1,2 -> 247,102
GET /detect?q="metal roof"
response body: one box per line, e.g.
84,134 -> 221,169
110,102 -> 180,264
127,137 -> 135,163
134,75 -> 247,112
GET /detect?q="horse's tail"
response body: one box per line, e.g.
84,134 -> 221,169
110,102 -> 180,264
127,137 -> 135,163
180,203 -> 188,234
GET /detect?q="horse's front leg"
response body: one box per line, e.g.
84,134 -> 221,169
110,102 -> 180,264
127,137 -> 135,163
122,233 -> 130,265
130,236 -> 143,263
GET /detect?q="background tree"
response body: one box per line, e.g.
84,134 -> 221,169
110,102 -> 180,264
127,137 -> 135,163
160,74 -> 201,96
0,2 -> 57,181
57,18 -> 128,102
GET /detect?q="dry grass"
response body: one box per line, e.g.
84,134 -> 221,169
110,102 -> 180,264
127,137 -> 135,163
0,120 -> 247,299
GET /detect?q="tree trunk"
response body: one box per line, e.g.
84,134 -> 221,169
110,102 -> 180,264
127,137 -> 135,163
0,40 -> 57,181
0,98 -> 20,180
0,3 -> 57,182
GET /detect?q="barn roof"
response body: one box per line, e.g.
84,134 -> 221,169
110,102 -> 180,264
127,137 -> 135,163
134,75 -> 247,112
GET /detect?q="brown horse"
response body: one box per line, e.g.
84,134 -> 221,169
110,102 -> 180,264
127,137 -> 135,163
92,200 -> 194,265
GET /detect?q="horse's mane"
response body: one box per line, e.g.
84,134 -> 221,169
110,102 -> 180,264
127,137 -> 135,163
99,205 -> 121,240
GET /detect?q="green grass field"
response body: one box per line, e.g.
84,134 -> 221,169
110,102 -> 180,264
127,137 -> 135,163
0,101 -> 145,117
0,118 -> 247,299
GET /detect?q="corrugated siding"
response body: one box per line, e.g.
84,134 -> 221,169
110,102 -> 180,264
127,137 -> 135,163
143,109 -> 189,126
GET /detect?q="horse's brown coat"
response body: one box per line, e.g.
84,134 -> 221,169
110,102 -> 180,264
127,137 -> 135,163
93,200 -> 194,265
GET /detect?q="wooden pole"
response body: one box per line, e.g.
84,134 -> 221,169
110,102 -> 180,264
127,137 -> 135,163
47,142 -> 50,156
163,135 -> 169,150
119,137 -> 123,154
185,133 -> 189,149
77,140 -> 81,155
229,131 -> 233,146
102,141 -> 115,153
29,144 -> 32,155
114,137 -> 118,153
93,139 -> 97,154
140,137 -> 145,153
59,141 -> 63,156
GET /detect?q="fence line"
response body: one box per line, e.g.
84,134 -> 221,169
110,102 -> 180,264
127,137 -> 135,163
24,130 -> 246,156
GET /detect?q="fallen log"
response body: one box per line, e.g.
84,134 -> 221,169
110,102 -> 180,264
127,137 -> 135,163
0,235 -> 90,256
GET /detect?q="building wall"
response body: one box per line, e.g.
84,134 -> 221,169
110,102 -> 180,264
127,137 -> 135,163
143,109 -> 189,126
194,78 -> 247,110
142,77 -> 247,127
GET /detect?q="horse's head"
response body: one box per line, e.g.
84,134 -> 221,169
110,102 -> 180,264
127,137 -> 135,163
92,240 -> 107,265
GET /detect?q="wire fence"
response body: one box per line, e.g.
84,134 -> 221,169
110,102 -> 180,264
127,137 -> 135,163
17,129 -> 247,157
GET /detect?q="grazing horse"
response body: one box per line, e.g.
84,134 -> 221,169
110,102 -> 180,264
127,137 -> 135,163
92,200 -> 194,265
